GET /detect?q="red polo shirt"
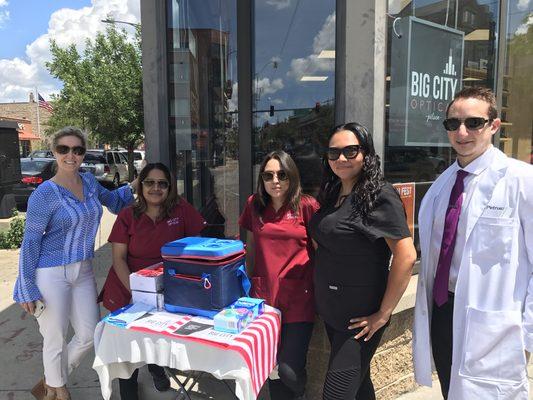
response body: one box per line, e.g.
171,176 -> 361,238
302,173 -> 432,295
239,194 -> 319,323
100,199 -> 206,311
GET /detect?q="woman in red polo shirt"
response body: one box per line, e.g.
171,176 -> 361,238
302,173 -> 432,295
239,150 -> 319,400
100,162 -> 205,400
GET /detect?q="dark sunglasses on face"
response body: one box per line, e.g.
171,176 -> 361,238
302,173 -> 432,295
260,170 -> 289,182
55,145 -> 86,156
326,145 -> 362,161
142,179 -> 170,189
442,117 -> 492,131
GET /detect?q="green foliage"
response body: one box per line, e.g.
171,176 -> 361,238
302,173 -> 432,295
0,209 -> 25,249
46,24 -> 144,179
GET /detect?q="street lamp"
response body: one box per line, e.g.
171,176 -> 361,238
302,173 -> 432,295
101,18 -> 140,28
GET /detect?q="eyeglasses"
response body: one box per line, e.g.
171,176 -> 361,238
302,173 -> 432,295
260,170 -> 289,182
142,179 -> 170,189
326,145 -> 362,161
443,117 -> 492,131
55,145 -> 86,156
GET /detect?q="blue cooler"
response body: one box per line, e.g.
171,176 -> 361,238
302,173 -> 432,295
162,237 -> 251,318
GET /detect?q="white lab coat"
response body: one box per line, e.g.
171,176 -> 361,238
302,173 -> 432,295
413,148 -> 533,399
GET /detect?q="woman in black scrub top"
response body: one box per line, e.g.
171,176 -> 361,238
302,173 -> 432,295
309,122 -> 417,400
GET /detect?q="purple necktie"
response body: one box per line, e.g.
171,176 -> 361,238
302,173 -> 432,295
433,169 -> 469,306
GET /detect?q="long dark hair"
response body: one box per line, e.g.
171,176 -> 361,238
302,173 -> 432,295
254,150 -> 302,216
132,162 -> 180,220
317,122 -> 384,223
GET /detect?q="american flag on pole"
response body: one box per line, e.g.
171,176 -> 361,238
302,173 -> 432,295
38,93 -> 53,113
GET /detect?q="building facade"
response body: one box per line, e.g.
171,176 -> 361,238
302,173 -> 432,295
0,93 -> 52,155
140,0 -> 532,397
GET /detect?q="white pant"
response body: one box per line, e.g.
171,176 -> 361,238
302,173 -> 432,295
35,260 -> 100,387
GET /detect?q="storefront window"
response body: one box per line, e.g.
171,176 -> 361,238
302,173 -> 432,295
252,0 -> 335,196
501,1 -> 533,164
167,0 -> 239,237
385,0 -> 500,253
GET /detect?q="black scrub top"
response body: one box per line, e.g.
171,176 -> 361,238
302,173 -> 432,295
309,182 -> 411,332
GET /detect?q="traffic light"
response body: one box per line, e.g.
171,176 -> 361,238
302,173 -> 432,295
314,102 -> 320,113
269,105 -> 274,117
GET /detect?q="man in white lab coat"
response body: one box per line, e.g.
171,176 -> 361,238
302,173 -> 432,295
413,87 -> 533,399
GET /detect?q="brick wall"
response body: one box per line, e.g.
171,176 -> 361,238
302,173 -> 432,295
0,101 -> 52,140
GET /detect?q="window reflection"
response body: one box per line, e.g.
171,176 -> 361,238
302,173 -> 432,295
385,0 -> 500,254
167,0 -> 239,237
252,0 -> 336,196
501,1 -> 533,164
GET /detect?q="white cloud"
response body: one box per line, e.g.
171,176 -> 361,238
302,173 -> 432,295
255,77 -> 284,95
0,0 -> 140,103
287,13 -> 335,81
517,0 -> 531,11
515,13 -> 533,35
266,0 -> 291,10
0,0 -> 9,28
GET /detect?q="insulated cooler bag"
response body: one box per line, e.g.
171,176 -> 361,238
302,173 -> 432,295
162,237 -> 251,318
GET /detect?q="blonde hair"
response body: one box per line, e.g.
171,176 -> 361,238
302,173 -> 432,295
51,126 -> 87,149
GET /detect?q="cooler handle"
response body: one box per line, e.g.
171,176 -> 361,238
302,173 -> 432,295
237,265 -> 251,296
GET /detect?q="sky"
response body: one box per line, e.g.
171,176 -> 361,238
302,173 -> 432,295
0,0 -> 140,103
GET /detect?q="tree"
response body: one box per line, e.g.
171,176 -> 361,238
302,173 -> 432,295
46,25 -> 143,180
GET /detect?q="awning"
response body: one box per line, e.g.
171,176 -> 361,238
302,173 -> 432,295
19,131 -> 41,140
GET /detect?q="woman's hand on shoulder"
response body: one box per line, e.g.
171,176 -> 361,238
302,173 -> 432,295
349,309 -> 390,341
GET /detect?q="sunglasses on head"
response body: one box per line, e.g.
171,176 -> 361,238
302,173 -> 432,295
260,170 -> 289,182
142,179 -> 170,189
443,117 -> 492,131
55,145 -> 86,156
326,145 -> 361,161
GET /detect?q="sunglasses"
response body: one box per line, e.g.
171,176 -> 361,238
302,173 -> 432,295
142,179 -> 170,190
260,170 -> 289,182
326,145 -> 362,161
55,145 -> 86,156
443,117 -> 492,131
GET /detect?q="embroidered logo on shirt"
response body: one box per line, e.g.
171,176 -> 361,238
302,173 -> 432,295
285,212 -> 298,220
167,217 -> 180,226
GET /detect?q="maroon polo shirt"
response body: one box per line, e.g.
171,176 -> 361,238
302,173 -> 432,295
100,199 -> 206,311
239,194 -> 319,323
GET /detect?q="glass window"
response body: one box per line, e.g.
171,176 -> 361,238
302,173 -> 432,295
252,0 -> 336,197
106,153 -> 115,165
167,0 -> 239,237
501,1 -> 533,164
385,0 -> 500,254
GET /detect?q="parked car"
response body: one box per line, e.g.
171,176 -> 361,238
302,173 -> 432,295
13,158 -> 55,207
28,149 -> 54,158
120,150 -> 145,176
81,149 -> 129,187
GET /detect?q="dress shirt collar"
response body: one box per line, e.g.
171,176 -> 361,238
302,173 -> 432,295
451,145 -> 496,177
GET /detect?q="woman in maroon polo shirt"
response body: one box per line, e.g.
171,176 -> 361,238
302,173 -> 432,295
100,162 -> 205,400
239,150 -> 319,400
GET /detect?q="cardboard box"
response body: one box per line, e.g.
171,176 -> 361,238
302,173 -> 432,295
231,297 -> 265,318
131,290 -> 164,310
214,307 -> 253,334
129,262 -> 164,292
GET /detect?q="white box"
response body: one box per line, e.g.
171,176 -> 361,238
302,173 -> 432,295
129,262 -> 164,292
131,290 -> 164,310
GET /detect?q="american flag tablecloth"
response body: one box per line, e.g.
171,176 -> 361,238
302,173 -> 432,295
125,309 -> 281,397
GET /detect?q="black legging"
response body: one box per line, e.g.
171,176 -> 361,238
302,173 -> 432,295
119,364 -> 165,399
269,322 -> 314,399
322,323 -> 386,400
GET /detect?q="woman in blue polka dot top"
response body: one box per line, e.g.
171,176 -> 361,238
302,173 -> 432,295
13,126 -> 137,400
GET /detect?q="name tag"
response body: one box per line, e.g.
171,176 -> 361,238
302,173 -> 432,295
481,205 -> 512,218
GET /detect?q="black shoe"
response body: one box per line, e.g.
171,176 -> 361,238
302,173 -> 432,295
151,371 -> 171,392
